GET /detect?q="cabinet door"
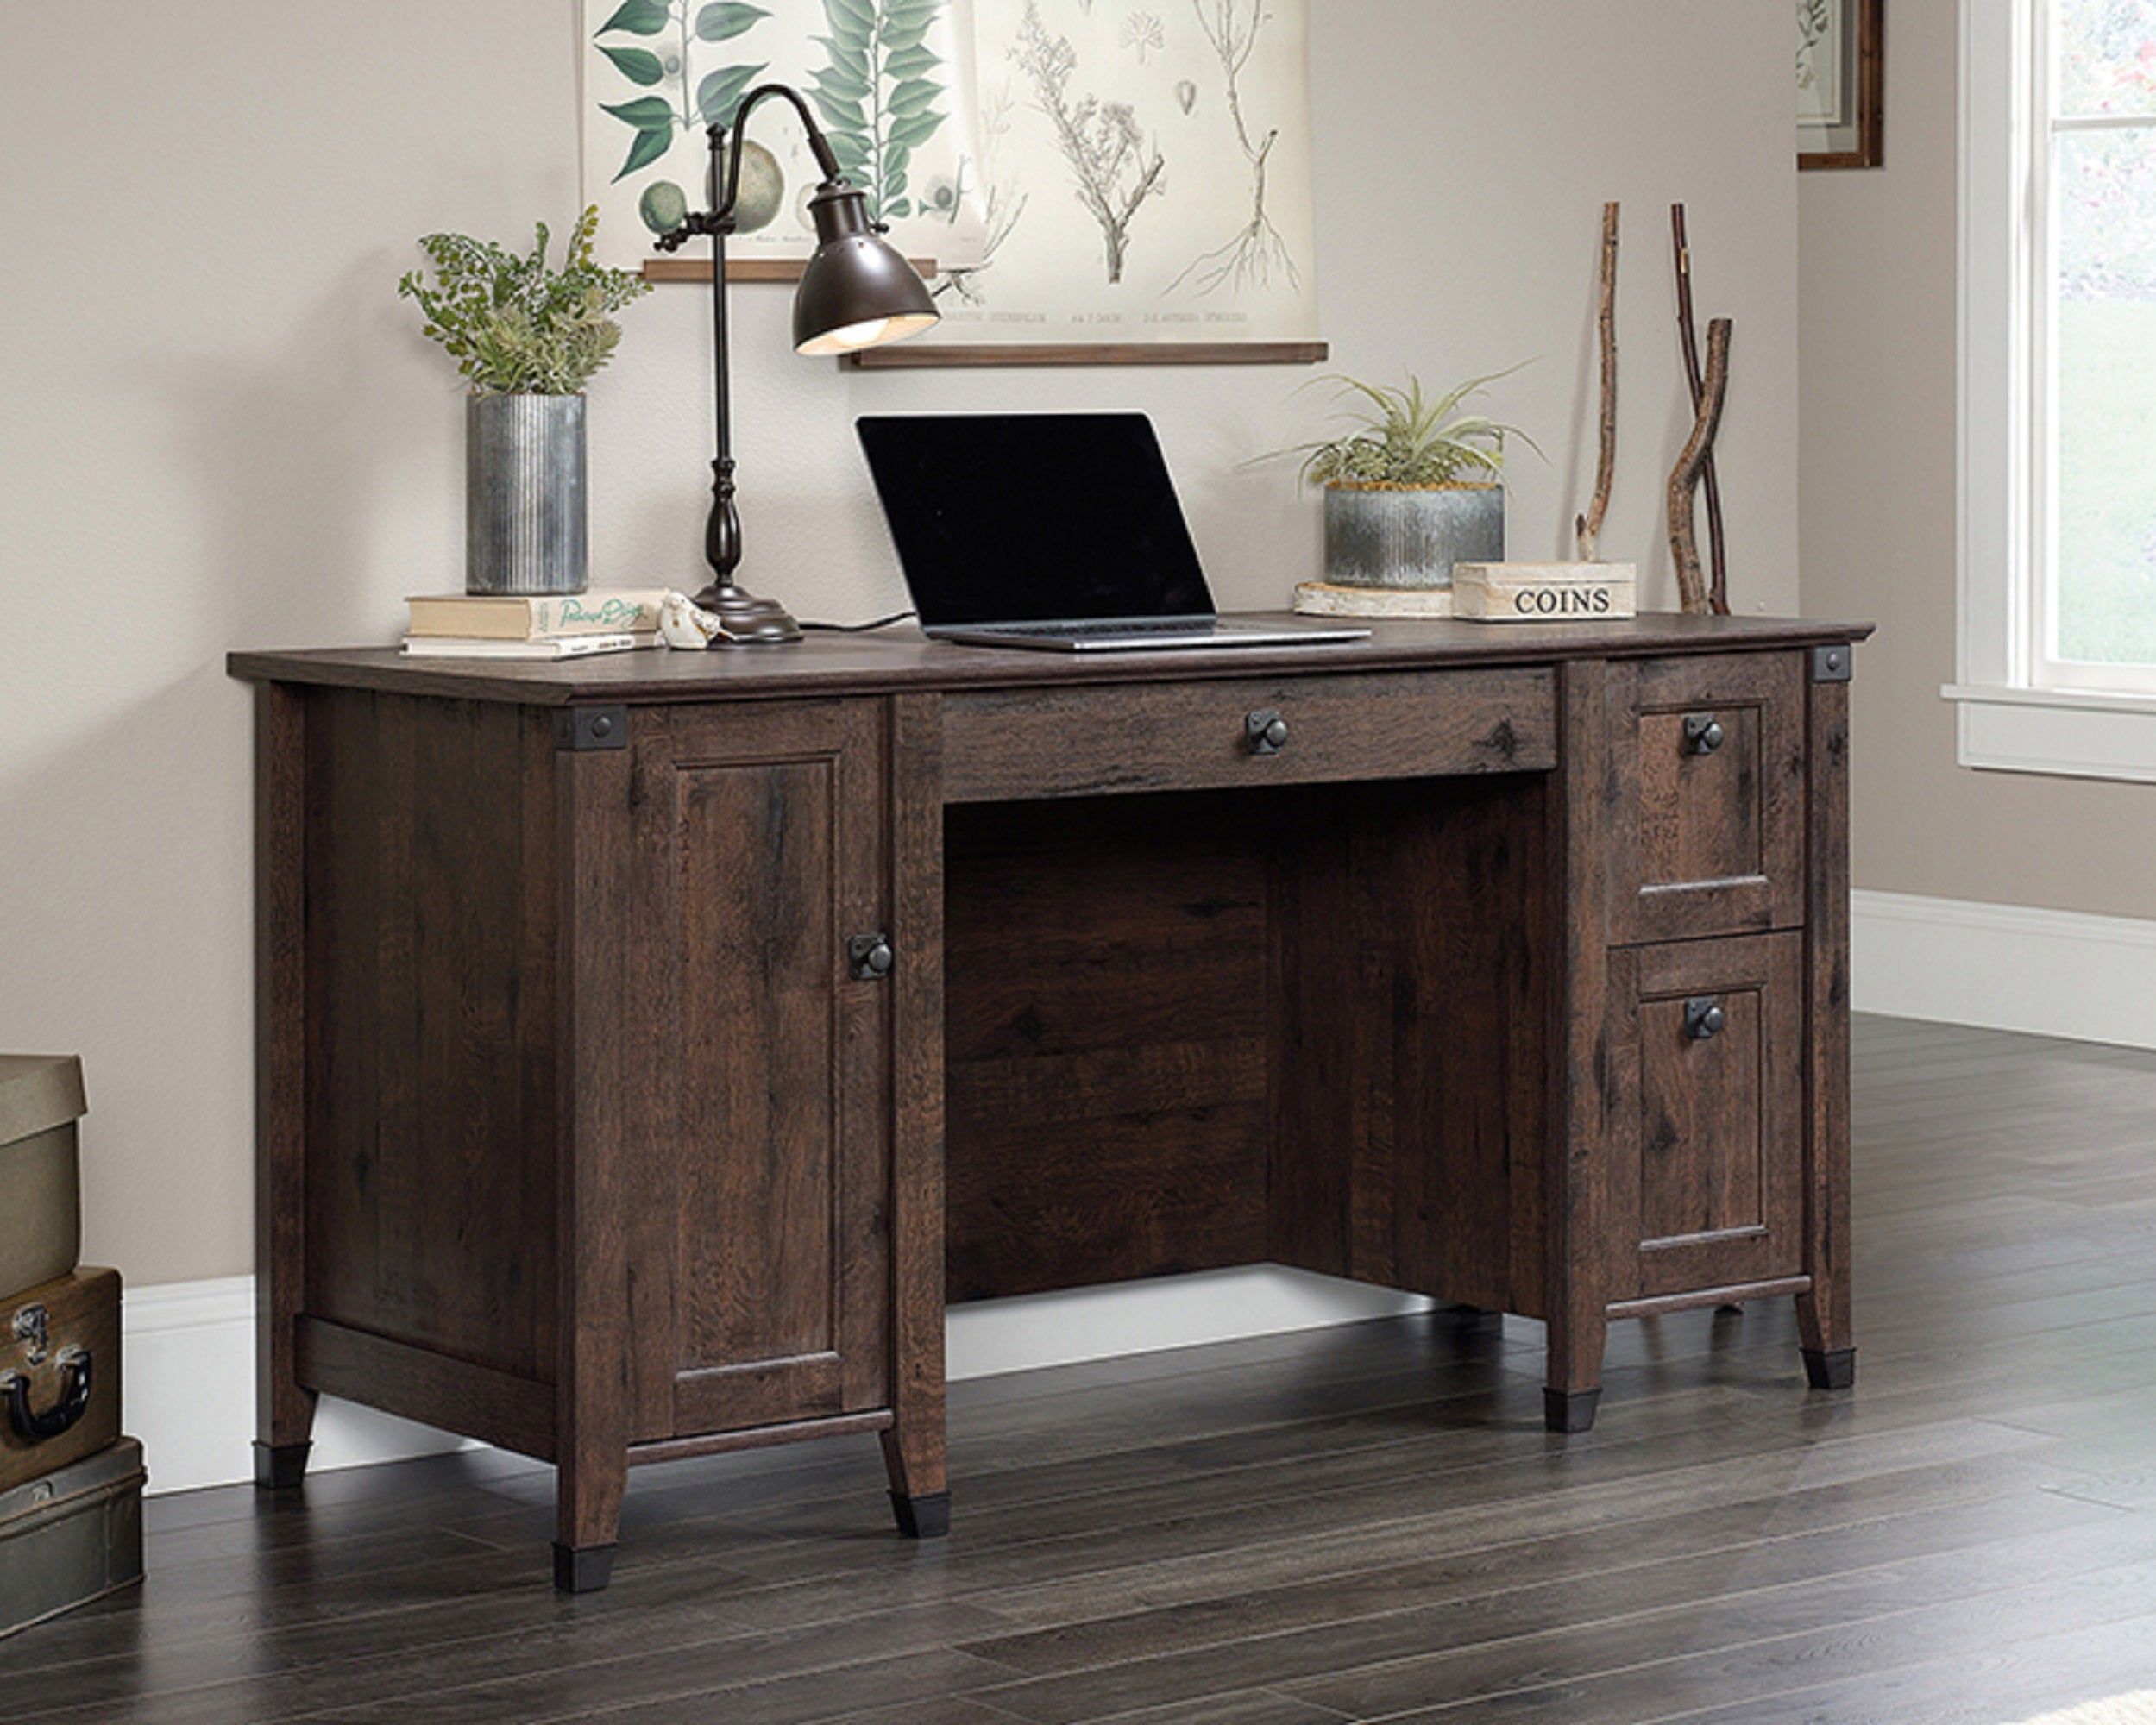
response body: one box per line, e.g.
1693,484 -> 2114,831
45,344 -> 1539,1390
1608,934 -> 1806,1302
626,699 -> 892,1441
1607,654 -> 1807,944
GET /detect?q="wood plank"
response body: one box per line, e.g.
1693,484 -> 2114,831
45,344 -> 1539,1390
295,1317 -> 553,1460
844,341 -> 1330,369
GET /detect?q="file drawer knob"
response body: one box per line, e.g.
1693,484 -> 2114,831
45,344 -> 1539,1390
1248,710 -> 1290,756
1683,714 -> 1726,755
1685,997 -> 1728,1041
849,935 -> 896,980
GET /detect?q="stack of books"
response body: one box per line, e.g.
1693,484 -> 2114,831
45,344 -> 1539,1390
400,591 -> 668,659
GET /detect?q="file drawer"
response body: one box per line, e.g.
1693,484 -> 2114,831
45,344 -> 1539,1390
1607,933 -> 1807,1302
1608,653 -> 1807,944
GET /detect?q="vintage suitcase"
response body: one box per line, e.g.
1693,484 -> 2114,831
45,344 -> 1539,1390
1,1269 -> 121,1494
0,1056 -> 86,1298
0,1436 -> 145,1640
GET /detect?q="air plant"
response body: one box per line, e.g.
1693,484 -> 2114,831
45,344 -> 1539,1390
1286,369 -> 1543,490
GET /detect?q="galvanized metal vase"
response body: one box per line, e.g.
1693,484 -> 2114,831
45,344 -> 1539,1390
466,394 -> 588,597
1323,483 -> 1505,593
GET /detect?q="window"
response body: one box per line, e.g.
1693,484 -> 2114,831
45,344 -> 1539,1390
1952,0 -> 2156,778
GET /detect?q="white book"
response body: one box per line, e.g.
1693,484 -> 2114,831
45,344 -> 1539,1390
399,632 -> 657,661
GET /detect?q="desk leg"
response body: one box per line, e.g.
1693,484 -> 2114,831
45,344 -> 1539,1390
1545,661 -> 1614,1434
554,741 -> 632,1592
254,683 -> 318,1490
884,694 -> 949,1540
1799,674 -> 1857,1393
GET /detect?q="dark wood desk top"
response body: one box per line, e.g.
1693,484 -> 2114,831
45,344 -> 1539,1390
228,612 -> 1875,707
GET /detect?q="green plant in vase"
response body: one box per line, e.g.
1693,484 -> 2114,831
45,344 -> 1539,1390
399,209 -> 651,597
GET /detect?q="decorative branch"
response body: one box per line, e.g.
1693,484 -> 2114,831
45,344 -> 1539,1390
1014,1 -> 1166,285
1668,317 -> 1732,616
1575,202 -> 1619,562
1672,204 -> 1731,615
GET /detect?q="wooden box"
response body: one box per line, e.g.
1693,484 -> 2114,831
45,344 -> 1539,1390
1453,561 -> 1638,624
0,1057 -> 85,1299
2,1270 -> 122,1494
0,1436 -> 144,1640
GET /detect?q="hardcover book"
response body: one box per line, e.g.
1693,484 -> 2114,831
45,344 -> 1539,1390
405,591 -> 667,640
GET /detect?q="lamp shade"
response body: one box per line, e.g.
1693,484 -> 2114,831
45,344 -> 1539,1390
792,185 -> 940,356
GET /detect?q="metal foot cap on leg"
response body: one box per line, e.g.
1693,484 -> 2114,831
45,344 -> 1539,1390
553,1543 -> 618,1593
1543,1388 -> 1601,1434
1803,1346 -> 1857,1391
891,1490 -> 951,1540
253,1440 -> 311,1491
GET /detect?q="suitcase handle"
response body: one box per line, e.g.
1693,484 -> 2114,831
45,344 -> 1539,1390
3,1346 -> 93,1444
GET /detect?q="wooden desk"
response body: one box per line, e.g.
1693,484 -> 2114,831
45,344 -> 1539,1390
229,612 -> 1871,1591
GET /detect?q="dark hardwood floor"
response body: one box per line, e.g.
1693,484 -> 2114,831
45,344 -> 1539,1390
8,1015 -> 2156,1723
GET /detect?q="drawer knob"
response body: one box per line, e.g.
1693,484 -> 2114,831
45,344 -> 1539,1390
1685,996 -> 1728,1041
1248,710 -> 1290,756
849,934 -> 896,981
1683,713 -> 1726,756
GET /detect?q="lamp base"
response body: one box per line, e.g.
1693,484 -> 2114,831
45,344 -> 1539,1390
691,580 -> 803,646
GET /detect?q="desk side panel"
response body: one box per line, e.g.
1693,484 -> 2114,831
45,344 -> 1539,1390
302,689 -> 560,1389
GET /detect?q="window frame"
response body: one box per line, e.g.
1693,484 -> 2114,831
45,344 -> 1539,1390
1950,0 -> 2156,778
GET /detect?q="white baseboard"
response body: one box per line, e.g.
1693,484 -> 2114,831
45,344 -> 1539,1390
1853,888 -> 2156,1050
120,1268 -> 1430,1496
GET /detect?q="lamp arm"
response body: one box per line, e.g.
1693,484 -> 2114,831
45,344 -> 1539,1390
714,85 -> 846,223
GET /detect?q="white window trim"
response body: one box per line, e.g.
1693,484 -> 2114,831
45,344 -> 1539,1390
1950,0 -> 2156,781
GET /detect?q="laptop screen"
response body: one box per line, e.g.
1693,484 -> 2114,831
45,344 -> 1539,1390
856,414 -> 1216,629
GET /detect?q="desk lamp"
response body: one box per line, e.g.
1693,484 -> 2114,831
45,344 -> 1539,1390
655,84 -> 940,645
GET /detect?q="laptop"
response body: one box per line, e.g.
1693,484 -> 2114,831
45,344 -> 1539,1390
855,413 -> 1370,653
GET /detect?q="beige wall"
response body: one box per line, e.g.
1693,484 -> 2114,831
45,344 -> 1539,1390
1800,0 -> 2156,919
0,1 -> 1800,1287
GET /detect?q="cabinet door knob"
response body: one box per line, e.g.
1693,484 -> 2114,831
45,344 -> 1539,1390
849,934 -> 896,981
1248,710 -> 1290,756
1685,996 -> 1728,1040
1683,713 -> 1726,756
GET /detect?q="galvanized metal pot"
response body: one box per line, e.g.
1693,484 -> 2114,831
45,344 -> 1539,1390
1323,482 -> 1504,593
466,394 -> 588,597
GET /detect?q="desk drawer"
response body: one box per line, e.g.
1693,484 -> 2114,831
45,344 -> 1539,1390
1608,654 -> 1807,944
940,668 -> 1556,804
1609,933 -> 1807,1302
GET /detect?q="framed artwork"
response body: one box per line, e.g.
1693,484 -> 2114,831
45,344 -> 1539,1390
581,0 -> 990,275
581,0 -> 1326,367
1798,0 -> 1883,169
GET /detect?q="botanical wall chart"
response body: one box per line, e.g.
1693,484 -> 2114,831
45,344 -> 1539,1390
581,0 -> 1322,360
581,0 -> 990,270
915,0 -> 1320,357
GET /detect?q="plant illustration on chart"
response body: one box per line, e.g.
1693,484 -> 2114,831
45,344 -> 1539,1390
1121,11 -> 1165,62
936,84 -> 1028,304
1014,0 -> 1166,284
593,0 -> 770,191
1797,0 -> 1833,103
807,0 -> 952,223
1168,0 -> 1298,296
